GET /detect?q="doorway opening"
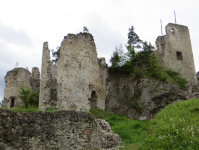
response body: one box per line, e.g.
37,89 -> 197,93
10,97 -> 15,108
89,91 -> 97,108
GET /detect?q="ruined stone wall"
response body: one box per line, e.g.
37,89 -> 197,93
105,72 -> 193,120
156,23 -> 197,85
0,109 -> 121,150
2,67 -> 41,108
30,67 -> 40,93
3,68 -> 31,108
197,72 -> 199,85
39,42 -> 57,109
56,33 -> 107,111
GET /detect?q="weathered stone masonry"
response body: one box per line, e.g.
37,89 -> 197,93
0,108 -> 121,150
40,33 -> 107,111
2,67 -> 40,108
156,23 -> 197,85
39,42 -> 57,110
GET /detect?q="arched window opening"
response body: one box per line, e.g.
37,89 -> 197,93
89,91 -> 97,108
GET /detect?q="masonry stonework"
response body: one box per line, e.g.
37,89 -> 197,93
156,23 -> 197,85
0,109 -> 121,150
2,67 -> 40,108
39,42 -> 58,109
56,33 -> 107,111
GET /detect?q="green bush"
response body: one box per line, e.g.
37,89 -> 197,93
18,85 -> 39,108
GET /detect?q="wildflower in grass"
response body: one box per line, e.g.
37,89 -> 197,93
191,141 -> 193,144
182,128 -> 185,130
168,134 -> 170,136
179,119 -> 181,121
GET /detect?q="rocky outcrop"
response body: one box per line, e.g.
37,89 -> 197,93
0,109 -> 121,150
106,72 -> 194,120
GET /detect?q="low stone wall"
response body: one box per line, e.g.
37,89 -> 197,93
0,109 -> 121,150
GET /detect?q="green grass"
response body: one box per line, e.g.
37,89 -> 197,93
139,99 -> 199,150
2,107 -> 58,113
90,99 -> 199,150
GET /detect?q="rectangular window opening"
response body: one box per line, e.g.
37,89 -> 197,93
176,51 -> 183,60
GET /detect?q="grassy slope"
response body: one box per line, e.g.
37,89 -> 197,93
90,99 -> 199,150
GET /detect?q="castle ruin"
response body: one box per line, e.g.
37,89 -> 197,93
2,67 -> 40,108
39,33 -> 108,111
156,23 -> 197,85
2,23 -> 199,119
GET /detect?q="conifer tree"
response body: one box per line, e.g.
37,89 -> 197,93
127,26 -> 142,50
83,26 -> 89,33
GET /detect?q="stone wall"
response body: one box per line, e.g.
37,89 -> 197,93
197,72 -> 199,85
155,23 -> 197,85
39,42 -> 57,109
0,109 -> 121,150
2,68 -> 32,108
56,33 -> 107,111
105,72 -> 193,120
2,67 -> 40,108
30,67 -> 40,93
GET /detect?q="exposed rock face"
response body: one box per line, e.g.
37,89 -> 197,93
155,23 -> 197,85
91,119 -> 121,149
105,72 -> 194,120
0,109 -> 121,150
2,67 -> 40,108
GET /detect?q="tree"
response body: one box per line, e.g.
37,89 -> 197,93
26,67 -> 29,70
15,61 -> 19,68
52,46 -> 60,65
18,85 -> 39,108
83,26 -> 89,33
110,50 -> 121,67
115,44 -> 128,66
127,26 -> 142,51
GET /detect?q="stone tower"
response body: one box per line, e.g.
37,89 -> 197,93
156,23 -> 197,85
56,33 -> 107,111
3,68 -> 31,108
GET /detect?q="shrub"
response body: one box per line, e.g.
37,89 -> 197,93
18,85 -> 39,108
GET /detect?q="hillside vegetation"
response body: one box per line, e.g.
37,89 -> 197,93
90,99 -> 199,150
109,26 -> 188,90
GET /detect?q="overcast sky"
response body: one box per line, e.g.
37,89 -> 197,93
0,0 -> 199,103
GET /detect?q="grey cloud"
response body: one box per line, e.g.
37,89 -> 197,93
0,21 -> 32,46
88,16 -> 127,63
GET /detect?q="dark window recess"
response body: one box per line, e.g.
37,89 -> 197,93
176,51 -> 183,60
10,98 -> 15,108
79,64 -> 81,68
89,91 -> 97,108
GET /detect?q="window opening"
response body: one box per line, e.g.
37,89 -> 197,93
10,97 -> 15,108
171,28 -> 174,35
79,64 -> 81,68
176,51 -> 182,60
